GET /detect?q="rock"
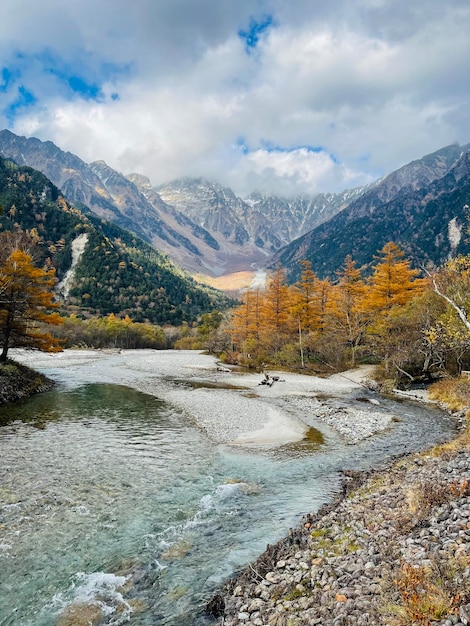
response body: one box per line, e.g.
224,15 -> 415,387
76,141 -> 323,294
460,604 -> 470,625
247,599 -> 266,612
208,425 -> 470,626
55,602 -> 103,626
265,572 -> 281,584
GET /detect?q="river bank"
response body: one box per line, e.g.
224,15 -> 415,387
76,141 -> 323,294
0,358 -> 54,406
209,427 -> 470,626
6,349 -> 468,625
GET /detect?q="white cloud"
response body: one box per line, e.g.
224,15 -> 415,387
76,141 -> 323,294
1,0 -> 470,196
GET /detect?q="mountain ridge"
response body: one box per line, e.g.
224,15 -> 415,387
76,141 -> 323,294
0,155 -> 230,323
0,129 -> 368,277
1,129 -> 469,285
273,143 -> 470,280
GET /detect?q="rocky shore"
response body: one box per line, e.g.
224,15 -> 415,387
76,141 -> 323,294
208,427 -> 470,626
0,358 -> 54,407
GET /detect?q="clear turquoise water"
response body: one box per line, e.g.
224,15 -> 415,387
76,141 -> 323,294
0,377 -> 455,625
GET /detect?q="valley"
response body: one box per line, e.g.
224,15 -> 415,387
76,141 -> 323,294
1,130 -> 469,291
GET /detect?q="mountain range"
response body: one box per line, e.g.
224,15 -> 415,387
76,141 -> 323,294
273,143 -> 470,280
0,129 -> 368,281
0,129 -> 469,288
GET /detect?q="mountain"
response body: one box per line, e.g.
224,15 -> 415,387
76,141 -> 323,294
0,130 -> 366,277
273,143 -> 470,281
3,129 -> 468,286
156,177 -> 369,265
0,129 -> 214,264
0,156 -> 230,324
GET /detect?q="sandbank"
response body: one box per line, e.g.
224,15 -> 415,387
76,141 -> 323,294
11,349 -> 396,447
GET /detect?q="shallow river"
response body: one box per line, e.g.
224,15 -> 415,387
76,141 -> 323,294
0,352 -> 456,625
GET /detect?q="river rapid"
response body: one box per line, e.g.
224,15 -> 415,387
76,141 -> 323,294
0,350 -> 456,625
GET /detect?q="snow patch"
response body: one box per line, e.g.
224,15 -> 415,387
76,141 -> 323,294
56,233 -> 89,300
448,217 -> 462,251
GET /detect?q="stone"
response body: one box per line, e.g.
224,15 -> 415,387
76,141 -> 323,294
248,599 -> 266,612
460,604 -> 470,625
265,572 -> 281,584
55,602 -> 103,626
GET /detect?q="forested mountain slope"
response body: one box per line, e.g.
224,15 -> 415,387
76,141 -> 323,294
0,157 -> 230,324
273,144 -> 470,280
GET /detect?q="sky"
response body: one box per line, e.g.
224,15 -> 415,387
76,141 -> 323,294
0,0 -> 469,197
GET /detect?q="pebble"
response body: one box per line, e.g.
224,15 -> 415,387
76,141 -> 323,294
286,396 -> 394,443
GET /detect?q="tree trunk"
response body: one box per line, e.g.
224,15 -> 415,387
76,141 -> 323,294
0,308 -> 13,363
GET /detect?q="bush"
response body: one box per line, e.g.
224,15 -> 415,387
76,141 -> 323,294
428,377 -> 470,412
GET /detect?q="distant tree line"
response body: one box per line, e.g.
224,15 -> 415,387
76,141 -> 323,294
221,242 -> 470,385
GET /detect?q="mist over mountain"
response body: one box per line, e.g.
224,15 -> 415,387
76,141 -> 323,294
0,130 -> 368,278
1,129 -> 469,287
273,143 -> 470,280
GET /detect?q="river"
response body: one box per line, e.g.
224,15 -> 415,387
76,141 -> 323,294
0,350 -> 456,625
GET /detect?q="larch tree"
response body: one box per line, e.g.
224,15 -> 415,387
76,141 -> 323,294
365,242 -> 425,378
0,248 -> 63,362
292,260 -> 319,332
229,288 -> 264,355
261,266 -> 293,352
328,255 -> 368,366
366,242 -> 425,313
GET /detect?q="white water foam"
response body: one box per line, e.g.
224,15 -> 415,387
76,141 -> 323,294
48,571 -> 132,625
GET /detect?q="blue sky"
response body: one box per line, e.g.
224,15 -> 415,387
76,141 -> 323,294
0,0 -> 469,196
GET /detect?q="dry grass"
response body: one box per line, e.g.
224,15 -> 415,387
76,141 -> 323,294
385,557 -> 470,626
192,270 -> 257,293
428,377 -> 470,413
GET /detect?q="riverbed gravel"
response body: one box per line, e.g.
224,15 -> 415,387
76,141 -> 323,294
11,350 -> 391,446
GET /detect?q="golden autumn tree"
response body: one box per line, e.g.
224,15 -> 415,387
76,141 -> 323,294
366,242 -> 424,313
229,287 -> 264,354
260,266 -> 293,353
328,255 -> 369,366
0,248 -> 63,362
292,260 -> 318,332
364,242 -> 426,378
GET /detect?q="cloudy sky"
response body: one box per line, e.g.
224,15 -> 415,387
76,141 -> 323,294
0,0 -> 469,196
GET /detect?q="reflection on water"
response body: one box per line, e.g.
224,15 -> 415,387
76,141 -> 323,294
0,379 -> 456,626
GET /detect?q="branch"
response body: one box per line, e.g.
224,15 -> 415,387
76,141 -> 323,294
423,267 -> 470,332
